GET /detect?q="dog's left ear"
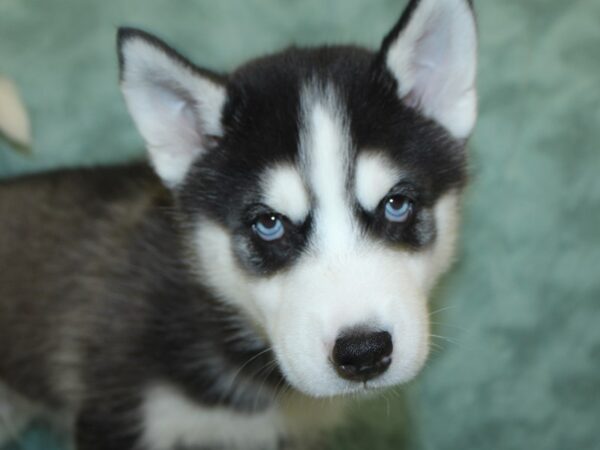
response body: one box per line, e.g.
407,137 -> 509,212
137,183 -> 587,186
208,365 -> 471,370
118,28 -> 227,187
380,0 -> 477,139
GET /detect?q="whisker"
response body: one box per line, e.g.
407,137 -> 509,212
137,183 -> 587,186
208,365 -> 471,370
252,360 -> 280,412
430,334 -> 461,346
428,306 -> 457,317
429,341 -> 445,353
217,346 -> 273,405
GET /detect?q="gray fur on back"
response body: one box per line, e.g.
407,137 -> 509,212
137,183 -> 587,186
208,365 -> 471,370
0,164 -> 163,408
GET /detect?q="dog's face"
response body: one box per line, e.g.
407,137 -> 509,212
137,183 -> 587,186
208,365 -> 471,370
118,0 -> 477,397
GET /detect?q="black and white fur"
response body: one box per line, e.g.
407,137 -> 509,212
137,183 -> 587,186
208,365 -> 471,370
0,0 -> 477,448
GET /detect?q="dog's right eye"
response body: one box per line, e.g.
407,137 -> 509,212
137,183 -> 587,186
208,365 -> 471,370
253,214 -> 285,241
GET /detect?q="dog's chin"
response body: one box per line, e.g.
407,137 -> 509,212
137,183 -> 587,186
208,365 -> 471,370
285,376 -> 412,400
279,362 -> 426,399
272,333 -> 430,399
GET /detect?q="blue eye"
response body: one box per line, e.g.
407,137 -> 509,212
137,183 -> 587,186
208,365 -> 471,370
384,195 -> 413,222
253,214 -> 285,241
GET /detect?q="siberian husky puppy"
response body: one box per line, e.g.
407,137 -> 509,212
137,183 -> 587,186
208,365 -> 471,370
0,0 -> 477,448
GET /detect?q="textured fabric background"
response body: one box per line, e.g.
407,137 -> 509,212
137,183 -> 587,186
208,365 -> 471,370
1,0 -> 599,449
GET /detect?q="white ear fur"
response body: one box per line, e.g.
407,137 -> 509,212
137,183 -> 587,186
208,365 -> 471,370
383,0 -> 477,139
118,29 -> 227,187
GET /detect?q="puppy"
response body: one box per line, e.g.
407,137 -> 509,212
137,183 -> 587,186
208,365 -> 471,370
0,0 -> 477,448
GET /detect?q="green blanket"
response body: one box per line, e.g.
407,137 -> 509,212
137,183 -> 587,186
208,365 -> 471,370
1,0 -> 599,449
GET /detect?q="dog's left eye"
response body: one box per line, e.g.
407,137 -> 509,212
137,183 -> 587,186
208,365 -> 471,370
253,214 -> 285,241
384,195 -> 413,222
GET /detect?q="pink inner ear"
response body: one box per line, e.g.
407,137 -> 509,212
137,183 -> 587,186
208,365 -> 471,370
404,12 -> 455,111
119,34 -> 227,186
178,98 -> 205,148
385,0 -> 477,138
136,75 -> 226,161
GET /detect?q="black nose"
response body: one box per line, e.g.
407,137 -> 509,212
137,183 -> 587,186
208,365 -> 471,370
332,330 -> 393,382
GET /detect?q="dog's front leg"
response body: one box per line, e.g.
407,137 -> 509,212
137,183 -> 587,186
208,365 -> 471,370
75,404 -> 143,450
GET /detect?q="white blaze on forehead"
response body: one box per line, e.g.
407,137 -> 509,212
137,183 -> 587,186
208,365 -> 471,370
355,152 -> 401,211
261,165 -> 310,223
300,85 -> 355,251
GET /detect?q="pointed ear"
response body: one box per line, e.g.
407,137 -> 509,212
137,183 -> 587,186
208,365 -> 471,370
117,28 -> 227,187
380,0 -> 477,139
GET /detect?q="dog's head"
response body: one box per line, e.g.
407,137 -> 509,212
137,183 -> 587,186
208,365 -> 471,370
118,0 -> 477,397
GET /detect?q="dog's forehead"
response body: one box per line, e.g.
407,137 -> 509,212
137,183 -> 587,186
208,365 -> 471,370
297,83 -> 355,248
223,47 -> 375,161
219,47 -> 467,220
257,82 -> 402,238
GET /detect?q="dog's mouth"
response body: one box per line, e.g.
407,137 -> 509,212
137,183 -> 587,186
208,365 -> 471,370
267,328 -> 431,399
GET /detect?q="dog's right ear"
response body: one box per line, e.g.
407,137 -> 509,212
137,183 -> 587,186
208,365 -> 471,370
117,28 -> 227,188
